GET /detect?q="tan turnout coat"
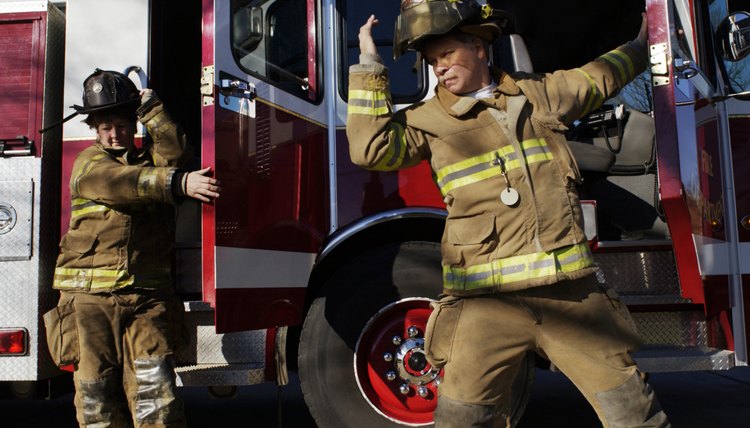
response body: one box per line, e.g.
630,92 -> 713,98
53,100 -> 192,292
347,41 -> 647,296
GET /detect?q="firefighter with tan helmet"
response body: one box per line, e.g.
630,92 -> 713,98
347,1 -> 671,427
42,69 -> 220,427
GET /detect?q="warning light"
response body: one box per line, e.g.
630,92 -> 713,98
0,329 -> 27,356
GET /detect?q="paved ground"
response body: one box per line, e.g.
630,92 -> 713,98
2,367 -> 749,427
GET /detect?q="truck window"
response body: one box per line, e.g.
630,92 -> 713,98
231,0 -> 316,101
614,70 -> 654,113
693,0 -> 727,89
339,1 -> 427,104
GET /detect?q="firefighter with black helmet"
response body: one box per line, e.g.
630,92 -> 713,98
347,1 -> 671,426
43,69 -> 220,427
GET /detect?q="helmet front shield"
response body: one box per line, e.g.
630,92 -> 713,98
393,1 -> 474,59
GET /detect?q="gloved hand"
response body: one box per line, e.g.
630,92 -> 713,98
139,88 -> 158,106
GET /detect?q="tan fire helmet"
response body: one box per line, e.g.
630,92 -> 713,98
393,0 -> 514,59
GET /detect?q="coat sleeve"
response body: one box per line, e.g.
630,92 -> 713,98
137,98 -> 194,168
70,147 -> 178,205
346,60 -> 430,171
524,41 -> 648,125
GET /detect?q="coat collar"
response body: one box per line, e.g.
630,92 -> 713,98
434,67 -> 522,117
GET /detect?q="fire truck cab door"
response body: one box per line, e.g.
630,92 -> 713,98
203,0 -> 328,333
661,0 -> 748,363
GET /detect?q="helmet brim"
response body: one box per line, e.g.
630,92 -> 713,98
72,98 -> 139,115
393,2 -> 514,60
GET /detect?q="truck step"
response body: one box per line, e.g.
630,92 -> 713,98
633,345 -> 735,372
631,310 -> 712,348
174,363 -> 265,387
594,249 -> 680,296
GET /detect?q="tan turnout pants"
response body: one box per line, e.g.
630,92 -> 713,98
425,273 -> 670,428
49,289 -> 188,428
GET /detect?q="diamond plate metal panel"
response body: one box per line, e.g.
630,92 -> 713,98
176,305 -> 267,366
174,305 -> 268,387
595,250 -> 681,295
0,1 -> 47,14
634,347 -> 735,372
175,364 -> 266,387
0,158 -> 57,380
0,180 -> 33,260
632,311 -> 708,347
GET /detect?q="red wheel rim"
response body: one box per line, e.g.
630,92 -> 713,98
354,298 -> 441,425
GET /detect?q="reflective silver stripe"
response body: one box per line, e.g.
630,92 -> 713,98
443,243 -> 593,291
54,267 -> 171,291
348,97 -> 389,110
435,138 -> 553,196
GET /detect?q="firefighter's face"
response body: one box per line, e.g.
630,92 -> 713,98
96,118 -> 136,150
423,35 -> 490,95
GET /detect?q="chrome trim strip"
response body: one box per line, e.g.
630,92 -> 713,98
318,208 -> 447,261
323,0 -> 339,234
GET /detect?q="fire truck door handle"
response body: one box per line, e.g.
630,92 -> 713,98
219,79 -> 257,102
124,66 -> 149,89
674,59 -> 698,79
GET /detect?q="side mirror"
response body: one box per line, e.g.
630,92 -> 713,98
717,11 -> 750,61
233,5 -> 263,52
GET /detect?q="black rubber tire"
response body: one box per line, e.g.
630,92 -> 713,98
298,241 -> 534,427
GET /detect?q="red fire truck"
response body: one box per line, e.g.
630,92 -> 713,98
1,0 -> 749,426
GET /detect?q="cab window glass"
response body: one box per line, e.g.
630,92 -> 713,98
340,1 -> 427,104
613,70 -> 654,113
231,0 -> 316,101
692,0 -> 727,88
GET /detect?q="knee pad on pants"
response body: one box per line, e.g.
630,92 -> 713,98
134,357 -> 185,425
434,395 -> 509,428
76,373 -> 130,426
595,372 -> 671,428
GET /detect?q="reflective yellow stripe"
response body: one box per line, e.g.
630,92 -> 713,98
72,153 -> 106,194
70,198 -> 109,219
599,49 -> 634,84
574,68 -> 604,116
349,89 -> 390,116
53,267 -> 171,290
435,139 -> 553,196
370,122 -> 409,171
443,243 -> 593,291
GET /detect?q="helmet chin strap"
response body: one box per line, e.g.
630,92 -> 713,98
38,111 -> 80,134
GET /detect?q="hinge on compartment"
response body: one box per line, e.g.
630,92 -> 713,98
201,65 -> 215,106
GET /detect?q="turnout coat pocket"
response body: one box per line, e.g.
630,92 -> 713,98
43,300 -> 80,367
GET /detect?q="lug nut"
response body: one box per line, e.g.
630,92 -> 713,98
399,384 -> 410,395
417,386 -> 429,398
383,352 -> 393,362
392,336 -> 402,346
407,326 -> 419,337
386,371 -> 397,381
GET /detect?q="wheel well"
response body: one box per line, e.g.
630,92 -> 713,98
286,215 -> 444,372
308,215 -> 444,307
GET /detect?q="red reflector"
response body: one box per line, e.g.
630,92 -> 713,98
0,329 -> 27,355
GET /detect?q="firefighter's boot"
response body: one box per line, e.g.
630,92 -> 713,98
595,372 -> 671,428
